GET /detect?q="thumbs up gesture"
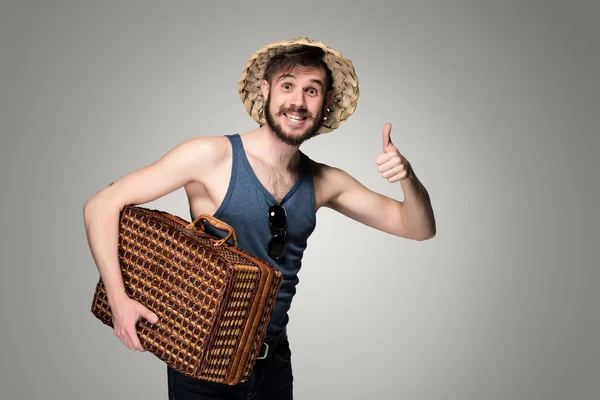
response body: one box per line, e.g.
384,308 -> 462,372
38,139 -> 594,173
376,123 -> 412,183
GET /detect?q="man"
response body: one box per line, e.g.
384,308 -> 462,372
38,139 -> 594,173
83,37 -> 435,399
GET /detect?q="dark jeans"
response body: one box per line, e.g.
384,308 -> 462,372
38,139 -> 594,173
167,334 -> 293,400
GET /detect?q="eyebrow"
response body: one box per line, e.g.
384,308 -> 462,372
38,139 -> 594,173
276,74 -> 323,88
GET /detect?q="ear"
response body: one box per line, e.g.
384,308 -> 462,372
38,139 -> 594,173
261,80 -> 270,101
324,90 -> 334,110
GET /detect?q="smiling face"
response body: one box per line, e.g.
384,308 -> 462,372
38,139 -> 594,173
262,64 -> 332,146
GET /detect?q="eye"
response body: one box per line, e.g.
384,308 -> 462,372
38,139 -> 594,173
282,83 -> 292,90
306,88 -> 318,96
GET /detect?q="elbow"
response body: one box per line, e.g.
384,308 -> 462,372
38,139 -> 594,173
83,197 -> 100,228
413,226 -> 436,241
416,215 -> 436,241
83,195 -> 119,227
419,229 -> 436,241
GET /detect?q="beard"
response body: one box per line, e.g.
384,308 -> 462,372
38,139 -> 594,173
264,96 -> 324,146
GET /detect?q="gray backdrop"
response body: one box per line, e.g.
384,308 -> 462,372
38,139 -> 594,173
1,1 -> 598,399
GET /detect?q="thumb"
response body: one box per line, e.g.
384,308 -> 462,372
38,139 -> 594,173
382,123 -> 393,151
141,307 -> 159,324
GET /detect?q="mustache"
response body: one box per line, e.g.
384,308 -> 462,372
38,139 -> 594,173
277,107 -> 314,120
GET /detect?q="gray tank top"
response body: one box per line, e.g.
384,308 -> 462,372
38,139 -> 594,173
194,133 -> 317,334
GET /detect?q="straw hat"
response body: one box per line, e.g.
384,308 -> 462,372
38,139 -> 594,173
238,37 -> 359,134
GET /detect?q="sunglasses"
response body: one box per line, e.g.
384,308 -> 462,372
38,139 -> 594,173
267,204 -> 287,260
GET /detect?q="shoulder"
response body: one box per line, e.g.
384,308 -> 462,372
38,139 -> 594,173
166,135 -> 232,169
147,135 -> 233,188
176,135 -> 231,159
309,159 -> 353,184
308,159 -> 358,209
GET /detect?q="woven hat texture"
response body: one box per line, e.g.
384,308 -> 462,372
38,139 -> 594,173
238,37 -> 359,134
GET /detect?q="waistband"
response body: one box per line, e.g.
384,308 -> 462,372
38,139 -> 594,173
256,327 -> 287,360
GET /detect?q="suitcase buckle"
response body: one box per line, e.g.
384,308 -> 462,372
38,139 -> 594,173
256,342 -> 269,360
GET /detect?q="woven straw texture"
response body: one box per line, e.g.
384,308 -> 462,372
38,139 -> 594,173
90,205 -> 283,385
238,37 -> 359,134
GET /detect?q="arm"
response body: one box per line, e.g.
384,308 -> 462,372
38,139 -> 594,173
83,136 -> 227,350
315,123 -> 435,241
318,165 -> 435,240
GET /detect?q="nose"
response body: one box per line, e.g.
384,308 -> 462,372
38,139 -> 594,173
289,88 -> 306,109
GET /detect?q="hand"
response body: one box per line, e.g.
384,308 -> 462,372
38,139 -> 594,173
376,123 -> 412,183
110,296 -> 159,352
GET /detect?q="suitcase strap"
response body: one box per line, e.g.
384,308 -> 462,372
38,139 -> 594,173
186,214 -> 238,248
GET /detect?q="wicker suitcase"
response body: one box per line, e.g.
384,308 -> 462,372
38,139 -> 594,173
90,205 -> 283,385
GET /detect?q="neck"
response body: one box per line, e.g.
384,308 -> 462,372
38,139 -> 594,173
243,125 -> 302,170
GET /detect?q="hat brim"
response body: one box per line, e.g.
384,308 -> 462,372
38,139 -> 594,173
238,37 -> 359,134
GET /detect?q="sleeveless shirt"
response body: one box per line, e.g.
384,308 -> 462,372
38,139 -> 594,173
194,134 -> 317,334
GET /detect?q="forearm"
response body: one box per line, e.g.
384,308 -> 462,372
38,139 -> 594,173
399,170 -> 436,240
83,199 -> 129,306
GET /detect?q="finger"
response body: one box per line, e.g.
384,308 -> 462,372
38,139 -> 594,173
375,152 -> 397,165
385,165 -> 410,182
388,170 -> 409,183
388,171 -> 408,183
381,165 -> 405,179
382,123 -> 393,151
142,308 -> 159,324
377,157 -> 402,173
132,317 -> 149,352
127,327 -> 144,352
144,310 -> 158,324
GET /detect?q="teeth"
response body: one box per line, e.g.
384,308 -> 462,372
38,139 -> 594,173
285,113 -> 305,121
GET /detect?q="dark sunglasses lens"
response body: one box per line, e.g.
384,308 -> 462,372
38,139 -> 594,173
268,234 -> 286,259
268,205 -> 286,230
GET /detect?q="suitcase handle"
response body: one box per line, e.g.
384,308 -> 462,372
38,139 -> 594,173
186,214 -> 238,248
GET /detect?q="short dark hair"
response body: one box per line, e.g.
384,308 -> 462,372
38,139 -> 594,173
263,45 -> 333,92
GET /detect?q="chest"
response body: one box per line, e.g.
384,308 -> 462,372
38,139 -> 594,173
246,157 -> 298,204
